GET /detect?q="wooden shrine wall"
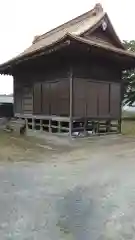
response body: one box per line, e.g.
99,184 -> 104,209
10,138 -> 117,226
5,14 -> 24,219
33,79 -> 70,116
14,58 -> 122,120
14,67 -> 70,117
73,78 -> 121,119
73,61 -> 122,119
14,75 -> 33,114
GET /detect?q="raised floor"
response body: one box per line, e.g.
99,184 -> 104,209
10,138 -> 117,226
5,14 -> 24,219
15,114 -> 121,137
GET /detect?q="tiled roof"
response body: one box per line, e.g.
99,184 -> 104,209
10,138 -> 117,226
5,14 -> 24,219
0,3 -> 135,73
20,5 -> 104,57
1,3 -> 106,64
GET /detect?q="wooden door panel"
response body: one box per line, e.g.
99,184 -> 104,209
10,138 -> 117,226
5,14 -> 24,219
33,83 -> 42,114
98,82 -> 109,116
73,78 -> 86,117
73,78 -> 85,99
42,82 -> 50,115
15,92 -> 22,114
50,80 -> 70,116
22,86 -> 33,114
86,81 -> 98,117
57,80 -> 69,99
74,99 -> 86,117
50,81 -> 59,115
110,83 -> 121,118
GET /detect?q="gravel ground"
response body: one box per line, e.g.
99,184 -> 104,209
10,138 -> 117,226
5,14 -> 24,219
0,135 -> 135,239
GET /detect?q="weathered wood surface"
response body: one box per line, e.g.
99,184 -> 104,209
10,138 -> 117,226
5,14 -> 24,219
73,78 -> 121,119
13,55 -> 122,128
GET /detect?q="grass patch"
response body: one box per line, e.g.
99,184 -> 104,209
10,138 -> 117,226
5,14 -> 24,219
122,110 -> 135,118
0,130 -> 56,162
122,120 -> 135,136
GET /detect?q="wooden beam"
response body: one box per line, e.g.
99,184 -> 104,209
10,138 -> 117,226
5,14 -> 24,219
69,66 -> 73,137
119,75 -> 123,134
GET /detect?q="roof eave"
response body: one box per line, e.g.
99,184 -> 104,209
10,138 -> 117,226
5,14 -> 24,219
0,34 -> 72,75
105,13 -> 125,50
0,33 -> 135,74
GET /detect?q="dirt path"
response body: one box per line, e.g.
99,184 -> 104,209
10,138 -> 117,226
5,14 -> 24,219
0,134 -> 135,239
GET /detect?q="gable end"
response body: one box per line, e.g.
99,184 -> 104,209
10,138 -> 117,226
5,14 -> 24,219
81,15 -> 124,50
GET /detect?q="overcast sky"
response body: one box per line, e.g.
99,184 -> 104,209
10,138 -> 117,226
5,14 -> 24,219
0,0 -> 134,94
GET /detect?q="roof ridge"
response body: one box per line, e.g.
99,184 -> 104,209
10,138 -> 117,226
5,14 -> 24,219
33,3 -> 104,44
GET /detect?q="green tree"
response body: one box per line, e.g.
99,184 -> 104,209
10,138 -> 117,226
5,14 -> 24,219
123,40 -> 135,106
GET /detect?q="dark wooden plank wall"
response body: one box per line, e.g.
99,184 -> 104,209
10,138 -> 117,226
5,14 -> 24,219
33,79 -> 70,116
14,65 -> 70,117
42,82 -> 50,115
22,85 -> 33,113
14,77 -> 23,114
73,61 -> 121,82
110,83 -> 121,117
98,82 -> 110,116
14,75 -> 33,115
33,82 -> 42,114
32,66 -> 70,116
14,60 -> 121,120
73,78 -> 121,119
73,60 -> 121,119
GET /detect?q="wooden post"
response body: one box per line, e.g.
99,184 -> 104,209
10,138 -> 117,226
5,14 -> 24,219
40,119 -> 43,132
106,120 -> 111,133
49,119 -> 52,133
32,118 -> 34,130
118,119 -> 121,133
84,103 -> 88,136
69,67 -> 73,138
97,121 -> 100,135
13,78 -> 15,117
119,76 -> 122,134
58,121 -> 61,133
25,118 -> 28,132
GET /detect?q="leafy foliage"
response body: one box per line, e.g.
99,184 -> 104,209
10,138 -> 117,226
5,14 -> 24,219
123,40 -> 135,106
